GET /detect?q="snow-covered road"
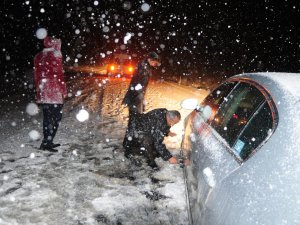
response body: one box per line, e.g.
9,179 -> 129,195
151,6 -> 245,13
0,75 -> 208,225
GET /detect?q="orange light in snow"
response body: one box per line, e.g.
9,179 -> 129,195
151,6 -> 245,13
109,65 -> 115,71
128,66 -> 133,73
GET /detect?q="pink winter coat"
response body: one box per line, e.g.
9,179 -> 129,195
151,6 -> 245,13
34,37 -> 67,104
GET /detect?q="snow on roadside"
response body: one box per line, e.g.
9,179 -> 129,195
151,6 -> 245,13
0,76 -> 207,225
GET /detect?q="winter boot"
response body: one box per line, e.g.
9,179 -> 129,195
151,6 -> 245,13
39,141 -> 59,152
125,154 -> 142,167
147,160 -> 159,170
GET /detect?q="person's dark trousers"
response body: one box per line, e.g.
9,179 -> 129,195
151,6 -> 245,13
41,104 -> 63,145
125,105 -> 141,153
135,100 -> 144,114
128,106 -> 138,121
141,135 -> 159,168
128,93 -> 144,118
128,102 -> 143,119
123,134 -> 159,168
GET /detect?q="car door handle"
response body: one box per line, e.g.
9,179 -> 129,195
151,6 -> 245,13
203,167 -> 216,188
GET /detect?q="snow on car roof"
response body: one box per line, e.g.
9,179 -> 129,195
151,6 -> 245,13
237,72 -> 300,100
256,72 -> 300,99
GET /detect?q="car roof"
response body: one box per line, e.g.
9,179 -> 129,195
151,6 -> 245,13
233,72 -> 300,101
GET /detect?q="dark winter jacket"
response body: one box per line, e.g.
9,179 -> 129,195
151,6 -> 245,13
34,37 -> 67,104
127,108 -> 172,160
122,59 -> 152,107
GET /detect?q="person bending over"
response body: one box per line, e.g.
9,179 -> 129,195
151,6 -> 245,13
123,108 -> 180,169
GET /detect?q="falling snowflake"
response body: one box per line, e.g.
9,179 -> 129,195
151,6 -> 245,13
135,84 -> 142,90
26,103 -> 39,116
36,28 -> 47,39
141,3 -> 150,12
103,26 -> 110,32
124,33 -> 132,44
76,109 -> 89,122
29,130 -> 41,141
30,153 -> 35,159
75,90 -> 82,96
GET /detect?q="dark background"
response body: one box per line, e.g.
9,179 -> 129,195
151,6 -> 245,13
1,0 -> 299,97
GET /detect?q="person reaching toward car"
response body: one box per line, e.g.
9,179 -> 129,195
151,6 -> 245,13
123,108 -> 181,169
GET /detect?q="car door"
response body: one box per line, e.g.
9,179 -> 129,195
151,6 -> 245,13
184,81 -> 237,224
202,92 -> 276,225
185,80 -> 274,224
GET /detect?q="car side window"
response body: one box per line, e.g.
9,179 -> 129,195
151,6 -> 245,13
234,101 -> 273,160
202,82 -> 237,118
211,82 -> 265,147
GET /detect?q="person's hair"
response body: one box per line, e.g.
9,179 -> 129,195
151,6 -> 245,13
167,110 -> 181,121
148,51 -> 159,61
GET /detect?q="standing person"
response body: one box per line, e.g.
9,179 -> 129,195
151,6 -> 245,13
123,108 -> 181,169
122,52 -> 161,116
34,36 -> 67,152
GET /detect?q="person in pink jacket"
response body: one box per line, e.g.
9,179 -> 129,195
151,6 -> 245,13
34,36 -> 67,152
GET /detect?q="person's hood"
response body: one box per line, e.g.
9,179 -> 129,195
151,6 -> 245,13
43,36 -> 61,50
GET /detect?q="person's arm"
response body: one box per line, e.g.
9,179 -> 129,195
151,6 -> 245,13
135,61 -> 150,88
33,55 -> 42,98
152,128 -> 182,165
57,57 -> 67,98
152,130 -> 174,162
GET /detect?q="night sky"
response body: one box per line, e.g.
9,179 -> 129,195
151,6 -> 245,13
1,0 -> 299,96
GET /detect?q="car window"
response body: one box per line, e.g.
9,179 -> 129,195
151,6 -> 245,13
202,82 -> 237,119
233,101 -> 273,160
211,82 -> 265,147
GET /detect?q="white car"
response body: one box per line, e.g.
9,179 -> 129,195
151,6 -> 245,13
181,72 -> 300,225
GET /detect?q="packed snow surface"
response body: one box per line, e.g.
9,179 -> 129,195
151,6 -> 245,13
0,74 -> 207,225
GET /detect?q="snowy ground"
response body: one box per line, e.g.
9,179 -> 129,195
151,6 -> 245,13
0,73 -> 208,225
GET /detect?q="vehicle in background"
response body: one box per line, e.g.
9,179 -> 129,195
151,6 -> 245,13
105,53 -> 135,78
181,72 -> 300,225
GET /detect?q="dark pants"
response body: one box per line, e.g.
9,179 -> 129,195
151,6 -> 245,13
41,104 -> 63,144
123,133 -> 158,164
127,92 -> 145,118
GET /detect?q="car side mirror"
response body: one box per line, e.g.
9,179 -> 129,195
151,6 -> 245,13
181,98 -> 212,122
202,105 -> 213,121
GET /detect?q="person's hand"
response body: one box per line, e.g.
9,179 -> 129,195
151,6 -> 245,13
168,131 -> 177,137
168,156 -> 178,164
184,159 -> 190,166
